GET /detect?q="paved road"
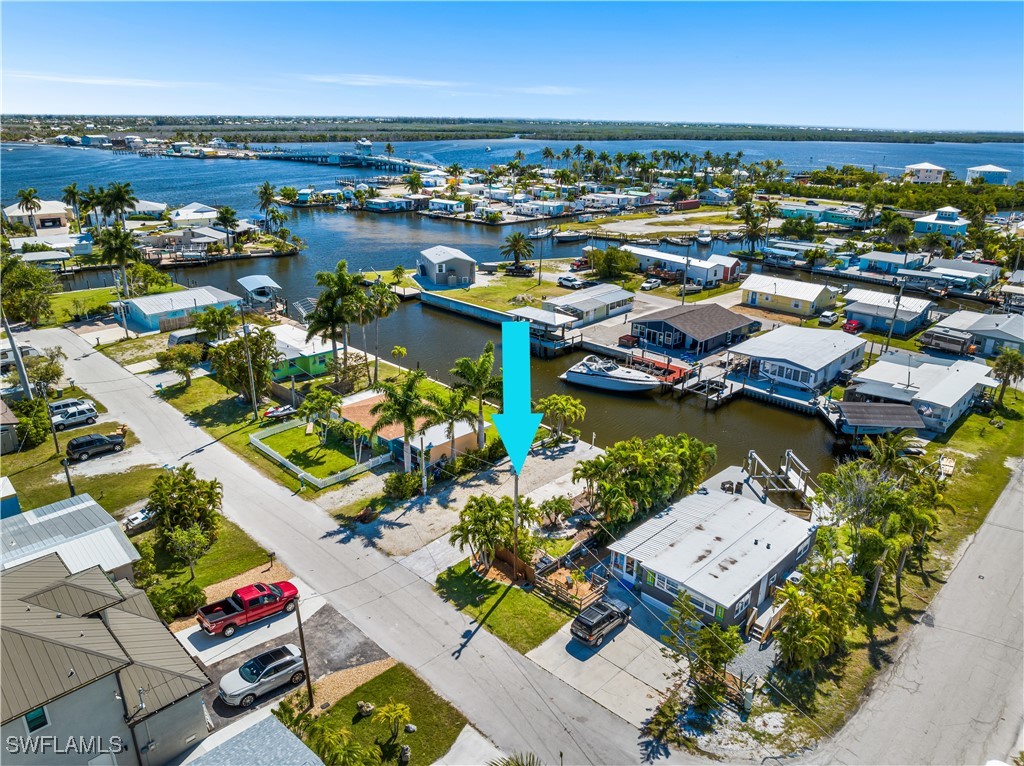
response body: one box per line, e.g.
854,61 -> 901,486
814,463 -> 1024,766
24,326 -> 678,766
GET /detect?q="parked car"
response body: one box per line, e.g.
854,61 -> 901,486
819,311 -> 839,326
806,200 -> 819,206
218,644 -> 306,708
640,278 -> 662,291
197,581 -> 299,638
52,404 -> 99,431
48,398 -> 93,416
168,328 -> 211,347
842,319 -> 864,334
557,276 -> 584,289
570,257 -> 589,271
66,433 -> 125,461
656,206 -> 673,215
570,598 -> 632,647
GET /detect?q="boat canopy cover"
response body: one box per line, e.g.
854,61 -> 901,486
508,308 -> 576,327
238,275 -> 282,293
835,402 -> 926,429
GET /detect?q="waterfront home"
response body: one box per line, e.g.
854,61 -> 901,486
88,199 -> 168,226
208,136 -> 228,149
856,250 -> 926,275
169,201 -> 218,227
841,288 -> 934,335
428,198 -> 466,215
186,715 -> 323,766
927,257 -> 1002,288
779,203 -> 879,229
630,304 -> 759,354
422,168 -> 449,188
541,283 -> 634,327
846,351 -> 997,433
9,232 -> 93,256
3,199 -> 72,235
728,325 -> 866,390
904,162 -> 946,184
740,274 -> 838,317
266,323 -> 333,381
623,245 -> 725,287
913,206 -> 970,243
697,188 -> 734,206
80,133 -> 111,146
581,192 -> 638,209
708,253 -> 743,281
124,285 -> 242,332
966,164 -> 1011,185
417,245 -> 477,287
0,553 -> 211,766
608,474 -> 816,627
934,310 -> 1024,357
514,199 -> 567,217
483,187 -> 514,202
364,197 -> 411,213
297,188 -> 314,204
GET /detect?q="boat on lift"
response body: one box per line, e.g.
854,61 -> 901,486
560,355 -> 661,393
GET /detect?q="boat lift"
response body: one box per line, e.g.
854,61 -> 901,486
741,449 -> 828,522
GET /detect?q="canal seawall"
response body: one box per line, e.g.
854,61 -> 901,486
419,290 -> 513,325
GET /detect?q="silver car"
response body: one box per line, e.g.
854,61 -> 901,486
218,644 -> 305,708
51,404 -> 98,431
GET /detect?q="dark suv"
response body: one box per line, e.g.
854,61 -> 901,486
570,598 -> 631,647
66,433 -> 125,461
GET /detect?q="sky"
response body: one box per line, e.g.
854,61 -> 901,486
2,2 -> 1022,132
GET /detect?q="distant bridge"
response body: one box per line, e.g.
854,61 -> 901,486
255,150 -> 437,173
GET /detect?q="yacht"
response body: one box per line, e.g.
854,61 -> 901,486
560,356 -> 661,393
696,229 -> 713,246
528,227 -> 554,239
553,230 -> 588,244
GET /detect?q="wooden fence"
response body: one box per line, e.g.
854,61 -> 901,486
534,572 -> 607,612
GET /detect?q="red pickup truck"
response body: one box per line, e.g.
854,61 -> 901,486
196,581 -> 299,638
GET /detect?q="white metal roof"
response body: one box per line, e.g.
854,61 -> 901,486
238,274 -> 282,293
545,283 -> 634,310
967,165 -> 1010,173
853,352 -> 997,410
740,273 -> 833,303
622,245 -> 719,272
126,286 -> 240,317
905,162 -> 945,171
420,245 -> 475,265
508,308 -> 577,327
3,200 -> 69,217
266,323 -> 331,360
844,288 -> 933,316
729,326 -> 866,372
858,251 -> 919,265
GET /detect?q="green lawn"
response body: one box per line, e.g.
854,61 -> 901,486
45,283 -> 184,328
315,664 -> 467,765
261,424 -> 357,479
451,275 -> 573,312
435,559 -> 574,654
333,494 -> 391,522
133,518 -> 269,590
538,536 -> 576,558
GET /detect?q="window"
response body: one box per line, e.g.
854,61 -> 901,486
24,707 -> 48,732
792,301 -> 802,309
734,593 -> 750,617
436,263 -> 446,274
768,572 -> 778,587
798,539 -> 810,557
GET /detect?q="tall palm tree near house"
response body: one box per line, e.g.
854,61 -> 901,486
445,163 -> 463,185
920,231 -> 946,260
255,181 -> 276,229
15,188 -> 41,235
404,171 -> 423,195
268,208 -> 288,233
500,231 -> 533,268
348,288 -> 375,385
740,205 -> 767,255
98,225 -> 142,297
61,183 -> 82,233
541,146 -> 555,168
514,149 -> 526,164
761,200 -> 780,226
859,199 -> 877,229
370,369 -> 435,474
992,348 -> 1024,406
449,494 -> 512,569
450,341 -> 501,450
105,181 -> 138,225
425,387 -> 476,465
214,206 -> 239,252
305,260 -> 360,381
80,185 -> 101,229
367,281 -> 399,383
384,142 -> 394,159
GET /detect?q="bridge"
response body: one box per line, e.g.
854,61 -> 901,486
255,149 -> 437,173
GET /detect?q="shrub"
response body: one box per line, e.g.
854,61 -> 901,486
13,398 -> 50,449
133,539 -> 159,589
383,471 -> 421,500
150,581 -> 206,622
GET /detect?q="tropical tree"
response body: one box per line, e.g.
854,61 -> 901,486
536,394 -> 585,442
992,347 -> 1024,405
450,341 -> 501,450
404,171 -> 423,195
256,181 -> 277,228
97,224 -> 142,297
0,253 -> 58,325
740,204 -> 767,255
209,327 -> 280,402
384,142 -> 395,158
15,188 -> 41,235
62,183 -> 82,233
165,524 -> 213,582
298,385 -> 344,446
342,421 -> 371,463
425,387 -> 476,463
445,163 -> 463,184
500,231 -> 533,269
367,281 -> 400,383
268,208 -> 288,233
886,217 -> 913,249
280,186 -> 299,203
865,428 -> 919,479
448,494 -> 513,568
214,206 -> 239,252
149,463 -> 222,541
391,265 -> 407,285
489,753 -> 545,766
370,369 -> 434,473
773,581 -> 832,672
306,261 -> 361,381
191,304 -> 238,340
156,343 -> 204,387
373,700 -> 411,744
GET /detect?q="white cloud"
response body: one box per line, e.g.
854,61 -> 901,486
4,71 -> 212,88
506,85 -> 585,96
303,73 -> 466,89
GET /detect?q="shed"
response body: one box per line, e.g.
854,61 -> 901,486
417,246 -> 477,287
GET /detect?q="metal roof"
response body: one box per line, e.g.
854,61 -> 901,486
420,245 -> 475,265
508,307 -> 576,327
844,301 -> 922,323
740,274 -> 833,303
125,286 -> 241,317
19,250 -> 71,263
545,284 -> 634,311
729,326 -> 866,372
238,274 -> 282,293
835,402 -> 926,429
189,715 -> 324,766
1,494 -> 139,574
858,251 -> 919,266
852,351 -> 998,409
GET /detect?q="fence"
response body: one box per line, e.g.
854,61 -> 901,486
535,571 -> 606,612
249,419 -> 392,489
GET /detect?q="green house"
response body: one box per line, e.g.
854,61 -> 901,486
267,323 -> 334,381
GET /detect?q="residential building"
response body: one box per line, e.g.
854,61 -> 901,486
728,325 -> 866,390
608,475 -> 816,627
364,197 -> 411,213
927,257 -> 1002,288
630,304 -> 760,354
904,162 -> 946,184
185,715 -> 324,766
0,553 -> 211,766
846,351 -> 997,433
0,401 -> 17,455
707,254 -> 743,282
81,134 -> 111,147
3,200 -> 72,235
8,232 -> 93,256
417,245 -> 477,287
541,284 -> 634,326
856,250 -> 926,275
169,202 -> 218,227
1,494 -> 140,581
778,203 -> 879,229
124,285 -> 242,332
913,206 -> 970,243
965,165 -> 1011,185
841,288 -> 934,336
697,188 -> 733,206
428,198 -> 466,215
934,311 -> 1024,357
622,245 -> 726,287
266,323 -> 334,381
739,274 -> 838,317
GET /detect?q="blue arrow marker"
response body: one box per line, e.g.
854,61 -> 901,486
493,322 -> 543,475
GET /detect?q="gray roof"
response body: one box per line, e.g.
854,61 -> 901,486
844,301 -> 921,323
19,250 -> 72,263
126,286 -> 241,317
859,251 -> 919,265
546,283 -> 634,311
1,554 -> 209,724
937,310 -> 1024,342
420,245 -> 475,265
189,715 -> 324,766
508,307 -> 576,327
844,288 -> 933,316
835,402 -> 926,429
238,274 -> 282,293
1,494 -> 139,574
729,326 -> 866,372
633,304 -> 756,342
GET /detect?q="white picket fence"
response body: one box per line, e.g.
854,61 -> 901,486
249,419 -> 392,489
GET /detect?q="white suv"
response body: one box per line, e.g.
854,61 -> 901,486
49,398 -> 91,416
52,404 -> 99,431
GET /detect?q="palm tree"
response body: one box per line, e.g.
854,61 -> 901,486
449,494 -> 512,568
370,369 -> 434,473
500,231 -> 533,268
372,701 -> 412,744
192,304 -> 238,340
425,387 -> 476,464
404,171 -> 424,194
865,429 -> 918,479
214,206 -> 238,252
859,199 -> 877,228
450,340 -> 501,450
105,181 -> 138,225
306,261 -> 360,380
268,208 -> 288,233
15,188 -> 41,235
490,754 -> 545,766
384,142 -> 395,159
992,347 -> 1024,405
367,281 -> 400,383
256,181 -> 277,229
61,183 -> 82,233
445,163 -> 463,185
536,394 -> 585,442
541,146 -> 555,168
97,225 -> 142,297
80,185 -> 101,229
741,207 -> 768,255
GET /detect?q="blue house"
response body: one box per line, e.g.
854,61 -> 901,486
698,188 -> 733,206
856,251 -> 925,275
124,286 -> 242,332
842,288 -> 934,336
913,206 -> 970,243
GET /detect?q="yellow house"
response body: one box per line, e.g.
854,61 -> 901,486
740,274 -> 837,318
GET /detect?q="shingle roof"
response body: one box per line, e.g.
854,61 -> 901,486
834,402 -> 926,429
126,286 -> 240,317
633,304 -> 756,342
740,273 -> 833,303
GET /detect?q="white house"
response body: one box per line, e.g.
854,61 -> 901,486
729,325 -> 866,390
622,245 -> 725,287
169,202 -> 219,227
541,283 -> 634,326
417,245 -> 477,286
3,200 -> 72,235
698,188 -> 734,206
428,198 -> 466,214
965,164 -> 1011,185
934,310 -> 1024,357
904,162 -> 946,184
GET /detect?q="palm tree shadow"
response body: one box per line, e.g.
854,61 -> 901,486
322,514 -> 408,549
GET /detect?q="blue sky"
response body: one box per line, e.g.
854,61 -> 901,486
2,2 -> 1022,131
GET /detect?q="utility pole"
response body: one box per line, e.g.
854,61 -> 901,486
112,269 -> 129,341
511,470 -> 520,583
883,277 -> 906,354
2,312 -> 33,401
239,304 -> 259,421
294,599 -> 315,709
420,434 -> 428,497
680,255 -> 690,305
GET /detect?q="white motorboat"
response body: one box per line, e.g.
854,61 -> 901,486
633,238 -> 658,246
553,230 -> 588,243
528,227 -> 554,239
560,355 -> 661,393
696,229 -> 713,246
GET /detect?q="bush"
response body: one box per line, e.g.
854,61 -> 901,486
150,581 -> 206,622
133,539 -> 159,589
383,471 -> 421,500
13,398 -> 50,449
